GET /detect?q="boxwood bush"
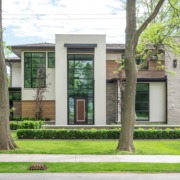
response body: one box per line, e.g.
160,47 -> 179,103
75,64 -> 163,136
10,121 -> 43,130
17,128 -> 180,139
10,116 -> 45,121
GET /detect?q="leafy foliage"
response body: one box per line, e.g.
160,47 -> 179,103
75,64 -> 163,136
10,121 -> 43,130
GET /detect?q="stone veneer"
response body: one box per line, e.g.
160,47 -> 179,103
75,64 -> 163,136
165,49 -> 180,125
106,83 -> 117,124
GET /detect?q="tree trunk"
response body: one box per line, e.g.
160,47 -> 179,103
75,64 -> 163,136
117,0 -> 165,152
117,0 -> 137,152
0,0 -> 17,150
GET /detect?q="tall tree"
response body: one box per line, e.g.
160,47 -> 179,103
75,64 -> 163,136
0,0 -> 17,150
117,0 -> 166,151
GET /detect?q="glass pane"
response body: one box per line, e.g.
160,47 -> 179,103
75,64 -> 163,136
69,61 -> 75,69
24,52 -> 31,58
88,98 -> 94,120
32,52 -> 45,58
25,79 -> 31,88
48,52 -> 55,57
136,102 -> 149,111
24,57 -> 32,67
136,92 -> 149,102
48,57 -> 55,68
137,83 -> 149,91
69,97 -> 75,124
136,111 -> 149,121
13,92 -> 21,100
25,68 -> 31,79
32,58 -> 45,67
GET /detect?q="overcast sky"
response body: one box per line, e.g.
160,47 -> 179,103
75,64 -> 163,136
2,0 -> 126,45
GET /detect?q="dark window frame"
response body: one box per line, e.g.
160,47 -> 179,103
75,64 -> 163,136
135,83 -> 149,121
67,53 -> 95,125
24,52 -> 46,88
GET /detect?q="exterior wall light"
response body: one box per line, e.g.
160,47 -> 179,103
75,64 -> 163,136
173,59 -> 177,68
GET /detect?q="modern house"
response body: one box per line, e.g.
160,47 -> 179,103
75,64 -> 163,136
7,34 -> 180,125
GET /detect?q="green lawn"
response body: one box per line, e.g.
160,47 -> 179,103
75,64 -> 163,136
0,162 -> 179,173
0,132 -> 179,155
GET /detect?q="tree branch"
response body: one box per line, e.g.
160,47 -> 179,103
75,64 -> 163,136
135,0 -> 165,42
168,0 -> 180,13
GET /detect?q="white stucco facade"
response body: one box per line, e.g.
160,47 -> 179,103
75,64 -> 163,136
55,34 -> 106,125
11,62 -> 21,87
149,82 -> 166,123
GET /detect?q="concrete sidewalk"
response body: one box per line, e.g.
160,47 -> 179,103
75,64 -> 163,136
0,154 -> 180,163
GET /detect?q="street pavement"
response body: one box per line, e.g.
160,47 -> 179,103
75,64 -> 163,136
0,173 -> 180,180
0,154 -> 180,163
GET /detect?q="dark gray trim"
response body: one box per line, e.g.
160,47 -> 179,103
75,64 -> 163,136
64,43 -> 97,48
6,59 -> 21,63
11,46 -> 55,50
107,77 -> 167,83
137,77 -> 167,82
9,87 -> 21,91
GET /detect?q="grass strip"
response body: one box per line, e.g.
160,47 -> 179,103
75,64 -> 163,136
1,139 -> 180,155
0,162 -> 179,173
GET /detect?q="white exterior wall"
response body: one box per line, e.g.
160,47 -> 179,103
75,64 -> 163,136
11,62 -> 21,87
149,82 -> 166,122
21,51 -> 55,100
55,34 -> 106,125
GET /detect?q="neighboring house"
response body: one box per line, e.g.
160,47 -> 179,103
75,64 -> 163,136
7,34 -> 180,125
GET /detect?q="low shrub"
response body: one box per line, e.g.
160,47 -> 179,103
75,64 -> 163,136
10,116 -> 22,121
10,121 -> 43,130
17,128 -> 180,139
22,117 -> 45,121
10,116 -> 45,122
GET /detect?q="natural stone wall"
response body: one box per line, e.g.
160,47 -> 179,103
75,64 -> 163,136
106,83 -> 117,124
165,49 -> 180,125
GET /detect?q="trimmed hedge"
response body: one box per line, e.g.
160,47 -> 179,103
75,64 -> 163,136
10,116 -> 45,121
10,121 -> 43,130
17,128 -> 180,139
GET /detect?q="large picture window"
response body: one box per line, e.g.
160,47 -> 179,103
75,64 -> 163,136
24,52 -> 46,88
135,83 -> 149,121
67,54 -> 94,125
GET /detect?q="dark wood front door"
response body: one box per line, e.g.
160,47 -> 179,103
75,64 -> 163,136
75,98 -> 87,124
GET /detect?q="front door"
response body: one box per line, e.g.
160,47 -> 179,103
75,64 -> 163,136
75,98 -> 87,124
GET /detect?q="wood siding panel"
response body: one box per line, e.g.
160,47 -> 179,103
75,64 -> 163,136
106,60 -> 165,80
106,61 -> 119,80
22,101 -> 55,120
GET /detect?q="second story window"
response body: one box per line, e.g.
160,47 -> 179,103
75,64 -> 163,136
48,52 -> 55,68
24,52 -> 46,88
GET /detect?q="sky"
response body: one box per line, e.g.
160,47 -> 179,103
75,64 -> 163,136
2,0 -> 126,46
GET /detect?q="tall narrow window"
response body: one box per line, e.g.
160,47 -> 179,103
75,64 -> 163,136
67,54 -> 94,125
24,52 -> 46,88
48,52 -> 55,68
135,83 -> 149,121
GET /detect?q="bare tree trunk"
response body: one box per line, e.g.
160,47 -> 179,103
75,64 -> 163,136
117,0 -> 137,152
0,0 -> 17,150
117,0 -> 165,152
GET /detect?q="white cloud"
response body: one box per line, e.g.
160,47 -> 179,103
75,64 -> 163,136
2,0 -> 126,44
